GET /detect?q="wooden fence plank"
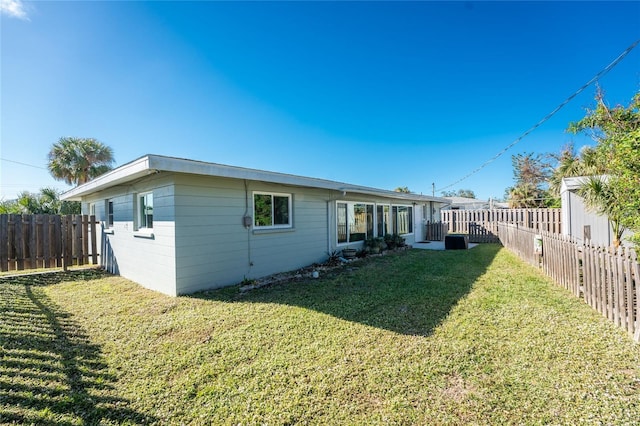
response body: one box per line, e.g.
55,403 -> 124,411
0,215 -> 8,272
35,215 -> 43,268
72,215 -> 82,266
498,221 -> 639,343
14,214 -> 24,271
606,250 -> 614,323
42,215 -> 50,268
617,248 -> 624,329
633,251 -> 640,342
599,246 -> 608,318
443,208 -> 561,235
7,215 -> 15,271
62,215 -> 71,270
583,243 -> 591,305
82,215 -> 89,265
26,215 -> 36,269
624,250 -> 634,335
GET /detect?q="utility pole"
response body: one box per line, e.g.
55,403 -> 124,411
432,183 -> 435,197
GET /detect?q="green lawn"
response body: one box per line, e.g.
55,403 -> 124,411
1,245 -> 639,425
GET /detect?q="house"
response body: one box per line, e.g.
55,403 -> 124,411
441,196 -> 488,210
61,154 -> 450,296
560,176 -> 633,247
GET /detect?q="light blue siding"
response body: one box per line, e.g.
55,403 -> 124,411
82,174 -> 178,296
173,175 -> 331,294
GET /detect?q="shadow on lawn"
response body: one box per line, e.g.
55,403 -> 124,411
200,244 -> 501,337
0,271 -> 155,424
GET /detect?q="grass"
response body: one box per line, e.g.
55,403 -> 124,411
1,244 -> 639,424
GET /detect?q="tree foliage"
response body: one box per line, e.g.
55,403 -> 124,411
48,137 -> 115,185
507,153 -> 552,208
568,89 -> 640,247
394,186 -> 411,193
440,189 -> 476,198
0,187 -> 80,214
547,144 -> 607,198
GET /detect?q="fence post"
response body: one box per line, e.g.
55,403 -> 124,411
0,215 -> 8,272
62,215 -> 72,271
26,215 -> 36,270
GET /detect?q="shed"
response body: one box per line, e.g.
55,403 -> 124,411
560,176 -> 632,247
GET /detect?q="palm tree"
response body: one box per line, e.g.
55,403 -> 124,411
48,137 -> 115,185
548,144 -> 609,199
548,145 -> 582,197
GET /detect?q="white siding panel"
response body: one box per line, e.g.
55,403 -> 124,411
82,174 -> 178,296
173,175 -> 332,294
568,192 -> 612,246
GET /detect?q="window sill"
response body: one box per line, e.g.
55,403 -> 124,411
133,230 -> 155,239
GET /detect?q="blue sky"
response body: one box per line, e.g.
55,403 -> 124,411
1,1 -> 639,201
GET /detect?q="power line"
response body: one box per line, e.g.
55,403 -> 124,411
0,157 -> 48,170
436,39 -> 640,193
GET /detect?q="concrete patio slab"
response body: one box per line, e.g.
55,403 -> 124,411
412,241 -> 478,251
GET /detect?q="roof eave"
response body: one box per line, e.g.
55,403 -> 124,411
61,154 -> 451,203
60,156 -> 153,201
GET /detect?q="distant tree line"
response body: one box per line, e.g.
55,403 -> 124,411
0,187 -> 80,214
440,189 -> 477,199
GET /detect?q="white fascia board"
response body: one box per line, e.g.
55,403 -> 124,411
147,155 -> 448,203
60,156 -> 153,201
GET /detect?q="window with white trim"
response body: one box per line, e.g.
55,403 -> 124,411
137,192 -> 153,229
377,205 -> 390,237
105,199 -> 114,228
253,192 -> 292,228
337,202 -> 374,243
392,205 -> 413,235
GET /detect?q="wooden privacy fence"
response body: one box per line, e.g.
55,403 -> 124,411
0,214 -> 98,272
497,222 -> 640,342
441,208 -> 562,234
468,222 -> 500,243
424,221 -> 447,241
